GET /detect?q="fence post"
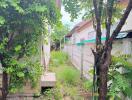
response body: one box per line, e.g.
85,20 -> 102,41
81,44 -> 84,79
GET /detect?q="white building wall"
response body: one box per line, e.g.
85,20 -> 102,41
73,25 -> 95,43
71,25 -> 107,44
121,11 -> 132,32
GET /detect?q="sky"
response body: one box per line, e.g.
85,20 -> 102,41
61,6 -> 82,29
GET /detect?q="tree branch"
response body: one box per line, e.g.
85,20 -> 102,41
105,0 -> 114,43
92,13 -> 97,31
0,53 -> 3,61
91,48 -> 97,56
110,0 -> 132,42
93,0 -> 102,45
7,32 -> 15,50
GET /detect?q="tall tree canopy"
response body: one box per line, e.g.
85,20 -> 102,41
63,0 -> 132,99
0,0 -> 61,99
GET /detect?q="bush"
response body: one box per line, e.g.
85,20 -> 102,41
108,54 -> 132,99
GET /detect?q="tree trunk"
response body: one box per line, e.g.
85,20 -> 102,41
0,54 -> 8,100
98,48 -> 111,100
98,63 -> 108,100
2,72 -> 8,100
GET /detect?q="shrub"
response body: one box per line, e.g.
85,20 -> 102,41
108,54 -> 132,99
6,59 -> 42,93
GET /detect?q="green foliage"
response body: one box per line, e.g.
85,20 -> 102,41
51,25 -> 69,41
26,4 -> 47,13
61,84 -> 81,99
83,80 -> 93,91
50,51 -> 80,86
43,88 -> 63,100
63,0 -> 82,20
0,1 -> 8,8
108,74 -> 129,97
63,0 -> 123,25
108,54 -> 132,99
111,54 -> 132,69
3,56 -> 42,93
51,25 -> 70,50
0,0 -> 61,95
0,38 -> 8,52
50,51 -> 68,67
24,60 -> 43,88
49,51 -> 88,99
0,16 -> 5,25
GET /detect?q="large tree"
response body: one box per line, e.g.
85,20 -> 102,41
0,0 -> 61,99
63,0 -> 132,99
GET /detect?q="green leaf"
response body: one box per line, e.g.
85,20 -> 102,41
0,1 -> 8,8
6,67 -> 14,73
0,16 -> 5,25
17,72 -> 24,78
8,0 -> 24,13
26,4 -> 47,13
15,45 -> 21,52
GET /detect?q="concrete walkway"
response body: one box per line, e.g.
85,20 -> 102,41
41,72 -> 56,87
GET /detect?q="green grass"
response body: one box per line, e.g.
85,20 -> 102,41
47,51 -> 92,100
58,66 -> 80,85
50,51 -> 81,85
50,51 -> 68,67
82,80 -> 93,91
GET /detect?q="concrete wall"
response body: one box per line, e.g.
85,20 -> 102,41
64,38 -> 132,79
112,38 -> 132,55
64,43 -> 95,79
